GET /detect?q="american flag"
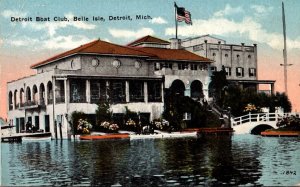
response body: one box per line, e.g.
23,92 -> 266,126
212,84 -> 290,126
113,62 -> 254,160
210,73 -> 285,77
176,4 -> 192,25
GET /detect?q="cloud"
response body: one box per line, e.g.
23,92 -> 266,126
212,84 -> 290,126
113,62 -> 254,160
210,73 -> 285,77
42,35 -> 91,50
6,36 -> 39,47
213,4 -> 243,17
0,38 -> 3,46
251,5 -> 273,15
1,10 -> 27,18
102,38 -> 111,43
149,17 -> 167,24
165,17 -> 300,50
5,35 -> 92,50
109,28 -> 155,39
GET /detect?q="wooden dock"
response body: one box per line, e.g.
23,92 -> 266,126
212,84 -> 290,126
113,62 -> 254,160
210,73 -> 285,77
1,132 -> 52,142
261,131 -> 300,137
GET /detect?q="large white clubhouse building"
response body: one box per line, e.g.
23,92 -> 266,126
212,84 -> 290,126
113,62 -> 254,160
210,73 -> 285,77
7,36 -> 212,138
6,35 -> 275,139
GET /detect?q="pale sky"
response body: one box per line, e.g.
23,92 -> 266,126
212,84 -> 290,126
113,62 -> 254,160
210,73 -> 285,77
1,0 -> 300,118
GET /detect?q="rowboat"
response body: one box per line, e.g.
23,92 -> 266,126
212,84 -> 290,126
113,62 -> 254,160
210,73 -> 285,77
22,135 -> 52,141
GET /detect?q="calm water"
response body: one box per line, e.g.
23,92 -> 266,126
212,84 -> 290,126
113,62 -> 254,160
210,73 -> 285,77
1,135 -> 300,186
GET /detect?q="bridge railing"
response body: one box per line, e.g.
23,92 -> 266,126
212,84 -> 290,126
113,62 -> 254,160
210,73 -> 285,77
231,112 -> 300,126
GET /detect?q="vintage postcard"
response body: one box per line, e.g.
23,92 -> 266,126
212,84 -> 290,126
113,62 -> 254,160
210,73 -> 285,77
1,0 -> 299,186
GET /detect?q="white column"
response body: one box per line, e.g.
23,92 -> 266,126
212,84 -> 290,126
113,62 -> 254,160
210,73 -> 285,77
45,83 -> 48,105
144,81 -> 148,103
161,82 -> 164,103
31,87 -> 35,104
105,81 -> 110,101
126,81 -> 130,102
64,79 -> 69,110
53,79 -> 56,105
86,79 -> 90,103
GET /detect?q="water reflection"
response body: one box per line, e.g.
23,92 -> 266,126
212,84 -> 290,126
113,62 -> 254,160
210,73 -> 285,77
1,135 -> 299,186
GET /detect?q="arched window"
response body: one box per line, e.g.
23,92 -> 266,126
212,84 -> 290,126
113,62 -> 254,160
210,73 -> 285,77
39,83 -> 45,105
32,85 -> 38,104
20,88 -> 24,107
14,90 -> 18,108
190,80 -> 204,100
170,79 -> 185,96
47,81 -> 53,104
8,91 -> 13,110
26,86 -> 31,102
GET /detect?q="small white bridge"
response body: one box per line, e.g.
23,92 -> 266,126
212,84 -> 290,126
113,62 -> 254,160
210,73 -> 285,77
231,112 -> 300,134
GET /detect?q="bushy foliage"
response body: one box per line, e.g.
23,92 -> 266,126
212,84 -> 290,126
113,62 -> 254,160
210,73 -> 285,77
95,102 -> 112,125
152,119 -> 170,130
100,121 -> 119,132
210,66 -> 228,105
222,86 -> 292,116
77,119 -> 92,134
276,115 -> 300,130
244,103 -> 261,113
163,93 -> 218,129
71,111 -> 89,134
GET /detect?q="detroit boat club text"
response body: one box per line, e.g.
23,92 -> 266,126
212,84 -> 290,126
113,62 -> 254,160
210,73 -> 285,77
10,15 -> 152,22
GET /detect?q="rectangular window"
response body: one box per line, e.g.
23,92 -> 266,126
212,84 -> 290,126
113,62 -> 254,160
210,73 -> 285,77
129,81 -> 144,102
148,81 -> 162,102
199,64 -> 208,71
154,62 -> 162,71
178,63 -> 188,70
249,68 -> 256,77
35,116 -> 40,130
90,81 -> 106,103
236,67 -> 244,77
70,79 -> 86,103
91,82 -> 100,103
210,66 -> 217,72
163,62 -> 173,69
191,63 -> 198,70
225,67 -> 231,76
55,80 -> 65,103
111,81 -> 125,103
193,44 -> 203,51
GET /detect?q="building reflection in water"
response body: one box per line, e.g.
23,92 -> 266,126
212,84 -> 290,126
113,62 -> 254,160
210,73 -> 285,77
6,135 -> 300,186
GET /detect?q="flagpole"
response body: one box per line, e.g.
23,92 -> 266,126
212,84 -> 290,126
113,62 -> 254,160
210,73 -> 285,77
174,2 -> 178,39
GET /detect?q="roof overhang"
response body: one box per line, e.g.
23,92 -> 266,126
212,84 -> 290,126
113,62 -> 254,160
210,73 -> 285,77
228,79 -> 276,84
31,53 -> 151,69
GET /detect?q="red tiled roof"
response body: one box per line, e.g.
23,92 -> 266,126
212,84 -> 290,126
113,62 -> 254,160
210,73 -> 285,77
31,39 -> 154,68
126,35 -> 170,47
132,47 -> 211,62
31,37 -> 211,69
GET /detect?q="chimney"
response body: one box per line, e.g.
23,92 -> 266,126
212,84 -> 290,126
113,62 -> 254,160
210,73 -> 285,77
170,38 -> 181,49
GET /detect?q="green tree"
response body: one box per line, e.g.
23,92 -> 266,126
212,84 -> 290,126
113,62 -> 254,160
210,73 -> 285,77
71,111 -> 86,134
210,65 -> 228,106
274,92 -> 292,112
95,102 -> 112,124
222,85 -> 292,116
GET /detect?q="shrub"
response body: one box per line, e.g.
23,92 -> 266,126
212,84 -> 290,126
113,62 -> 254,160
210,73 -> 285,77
71,111 -> 86,134
277,115 -> 300,130
77,119 -> 92,134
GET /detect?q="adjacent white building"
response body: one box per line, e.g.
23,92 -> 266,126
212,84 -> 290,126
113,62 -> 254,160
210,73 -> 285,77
181,35 -> 275,94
